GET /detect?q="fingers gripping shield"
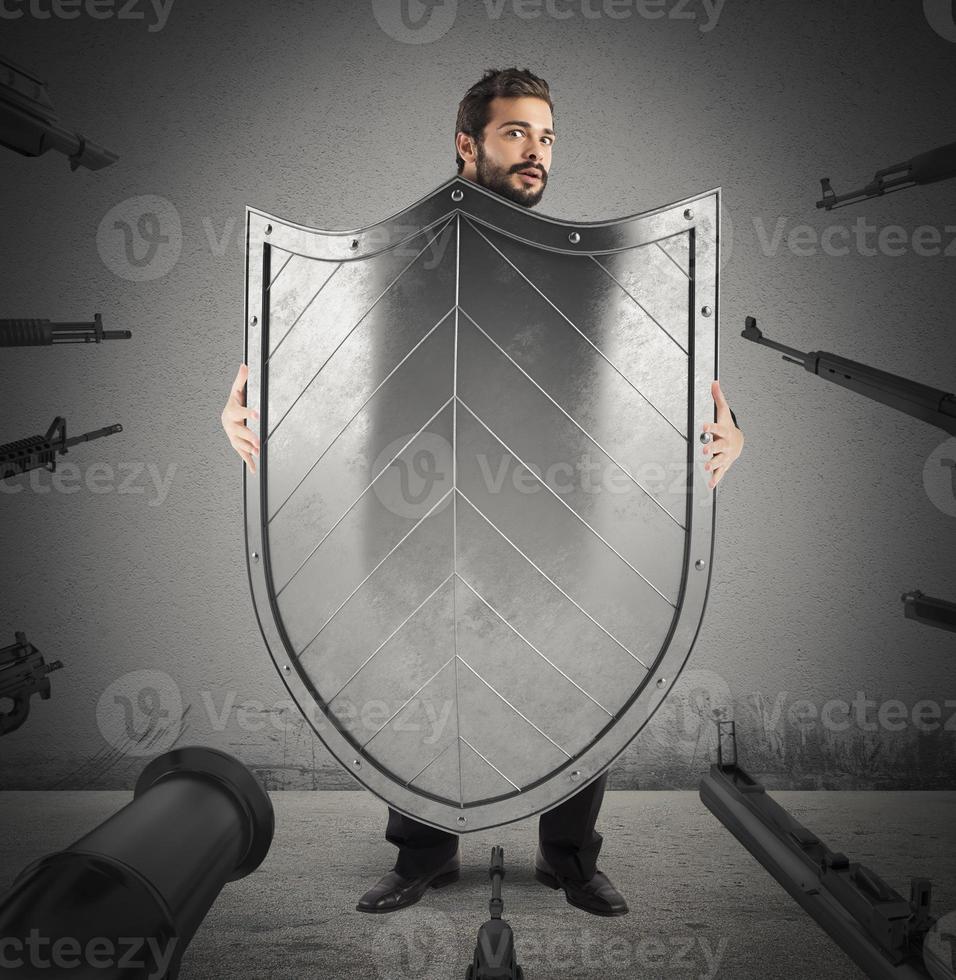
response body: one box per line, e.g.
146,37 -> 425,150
243,177 -> 721,832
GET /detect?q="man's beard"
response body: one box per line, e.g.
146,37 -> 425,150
473,140 -> 547,208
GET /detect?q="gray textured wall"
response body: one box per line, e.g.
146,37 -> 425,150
1,0 -> 954,791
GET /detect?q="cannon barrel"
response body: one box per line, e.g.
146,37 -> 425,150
0,746 -> 274,979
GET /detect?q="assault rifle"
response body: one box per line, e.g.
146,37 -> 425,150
743,317 -> 956,631
817,140 -> 956,210
901,590 -> 956,635
0,314 -> 130,346
701,721 -> 940,979
0,631 -> 64,736
0,54 -> 117,171
1,417 -> 123,481
741,316 -> 956,437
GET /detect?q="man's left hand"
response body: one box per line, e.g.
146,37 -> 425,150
701,380 -> 744,489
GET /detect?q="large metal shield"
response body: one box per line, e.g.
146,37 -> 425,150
244,176 -> 721,832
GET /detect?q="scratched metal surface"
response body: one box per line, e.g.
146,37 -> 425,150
242,180 -> 718,829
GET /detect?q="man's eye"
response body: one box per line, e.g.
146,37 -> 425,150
507,130 -> 552,145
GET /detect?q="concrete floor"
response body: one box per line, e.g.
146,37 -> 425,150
1,790 -> 953,979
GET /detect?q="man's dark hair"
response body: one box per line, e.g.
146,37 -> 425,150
455,67 -> 554,174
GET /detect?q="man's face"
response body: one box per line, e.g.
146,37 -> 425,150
458,95 -> 554,208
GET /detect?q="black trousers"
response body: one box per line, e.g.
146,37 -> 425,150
386,770 -> 609,881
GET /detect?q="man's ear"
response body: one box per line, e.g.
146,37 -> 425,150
456,131 -> 476,165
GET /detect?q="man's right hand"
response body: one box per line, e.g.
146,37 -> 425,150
221,363 -> 260,474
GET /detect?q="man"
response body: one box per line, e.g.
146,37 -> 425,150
221,67 -> 744,919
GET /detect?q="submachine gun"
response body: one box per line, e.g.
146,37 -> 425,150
0,631 -> 64,736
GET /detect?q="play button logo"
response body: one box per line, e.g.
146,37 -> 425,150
372,0 -> 458,43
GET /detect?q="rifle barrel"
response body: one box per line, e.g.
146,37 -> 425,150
741,316 -> 807,363
62,424 -> 124,449
1,420 -> 123,479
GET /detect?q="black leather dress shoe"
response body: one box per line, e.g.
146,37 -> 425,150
533,846 -> 628,916
355,850 -> 461,913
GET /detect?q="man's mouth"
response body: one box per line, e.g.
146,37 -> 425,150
516,168 -> 543,185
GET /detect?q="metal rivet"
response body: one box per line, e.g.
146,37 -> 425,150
456,815 -> 466,825
684,208 -> 694,220
282,664 -> 291,673
451,189 -> 464,202
249,315 -> 258,326
657,677 -> 667,688
265,224 -> 272,235
568,231 -> 581,244
349,239 -> 359,250
352,759 -> 362,768
701,306 -> 713,317
695,559 -> 707,570
251,551 -> 260,561
570,770 -> 581,782
700,431 -> 713,445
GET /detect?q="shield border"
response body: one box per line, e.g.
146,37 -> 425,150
243,175 -> 722,831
